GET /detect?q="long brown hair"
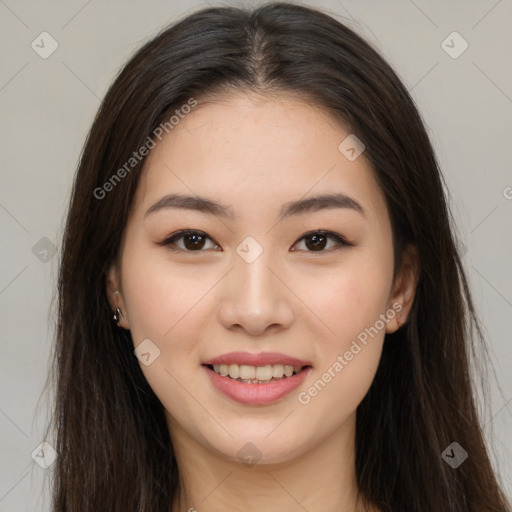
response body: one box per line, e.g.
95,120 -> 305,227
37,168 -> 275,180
45,3 -> 510,511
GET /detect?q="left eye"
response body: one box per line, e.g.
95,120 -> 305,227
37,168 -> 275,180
292,231 -> 349,252
158,230 -> 349,253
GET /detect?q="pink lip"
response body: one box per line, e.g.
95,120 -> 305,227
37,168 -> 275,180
202,351 -> 312,367
203,365 -> 313,405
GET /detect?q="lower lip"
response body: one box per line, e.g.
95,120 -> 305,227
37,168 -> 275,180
202,365 -> 312,405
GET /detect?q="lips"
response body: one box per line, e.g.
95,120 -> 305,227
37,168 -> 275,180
202,351 -> 313,367
203,364 -> 313,405
201,351 -> 313,405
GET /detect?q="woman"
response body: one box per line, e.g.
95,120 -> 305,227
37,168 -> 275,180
47,2 -> 510,511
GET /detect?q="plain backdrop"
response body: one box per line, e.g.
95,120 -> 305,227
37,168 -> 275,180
0,1 -> 510,510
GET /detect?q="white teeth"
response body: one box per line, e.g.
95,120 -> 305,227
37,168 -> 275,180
239,365 -> 256,380
272,364 -> 284,378
209,363 -> 305,381
255,365 -> 273,381
228,364 -> 239,379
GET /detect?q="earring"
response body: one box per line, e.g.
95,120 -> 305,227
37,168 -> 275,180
113,307 -> 123,324
397,317 -> 402,329
112,290 -> 123,324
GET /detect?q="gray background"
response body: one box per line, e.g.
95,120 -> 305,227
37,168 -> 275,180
0,0 -> 510,510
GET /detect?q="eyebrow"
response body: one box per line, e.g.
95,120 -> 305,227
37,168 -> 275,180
144,192 -> 365,220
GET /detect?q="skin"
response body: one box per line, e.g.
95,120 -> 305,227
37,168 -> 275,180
107,91 -> 419,512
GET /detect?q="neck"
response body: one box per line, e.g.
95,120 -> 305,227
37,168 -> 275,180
168,412 -> 375,512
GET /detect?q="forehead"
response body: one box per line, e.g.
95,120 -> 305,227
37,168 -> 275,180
134,91 -> 389,225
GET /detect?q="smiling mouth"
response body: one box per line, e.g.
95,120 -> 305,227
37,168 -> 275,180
203,363 -> 313,384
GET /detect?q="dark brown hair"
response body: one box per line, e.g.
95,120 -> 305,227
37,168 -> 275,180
45,2 -> 510,511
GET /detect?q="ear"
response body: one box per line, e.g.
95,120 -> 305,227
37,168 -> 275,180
105,263 -> 130,330
386,244 -> 419,334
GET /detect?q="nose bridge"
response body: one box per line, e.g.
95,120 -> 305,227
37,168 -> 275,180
217,236 -> 294,335
234,238 -> 279,308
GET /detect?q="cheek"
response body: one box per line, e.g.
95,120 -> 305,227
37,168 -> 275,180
297,275 -> 391,421
305,257 -> 393,346
120,251 -> 209,422
119,246 -> 212,391
121,249 -> 201,343
297,255 -> 392,409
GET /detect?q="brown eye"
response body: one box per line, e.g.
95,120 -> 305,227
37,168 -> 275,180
159,230 -> 220,252
291,231 -> 349,252
159,229 -> 349,254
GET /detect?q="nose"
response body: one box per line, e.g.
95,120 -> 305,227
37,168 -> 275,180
217,245 -> 295,337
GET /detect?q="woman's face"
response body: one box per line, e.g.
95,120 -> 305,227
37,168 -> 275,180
108,91 -> 416,464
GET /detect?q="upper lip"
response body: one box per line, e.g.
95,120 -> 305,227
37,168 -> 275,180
202,351 -> 313,367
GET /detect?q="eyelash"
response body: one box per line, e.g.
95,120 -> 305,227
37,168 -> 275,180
157,229 -> 351,254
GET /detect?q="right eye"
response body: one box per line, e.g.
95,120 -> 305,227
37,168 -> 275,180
158,230 -> 221,253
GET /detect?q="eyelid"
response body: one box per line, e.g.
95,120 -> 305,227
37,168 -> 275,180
292,230 -> 351,252
157,229 -> 220,251
158,229 -> 351,253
